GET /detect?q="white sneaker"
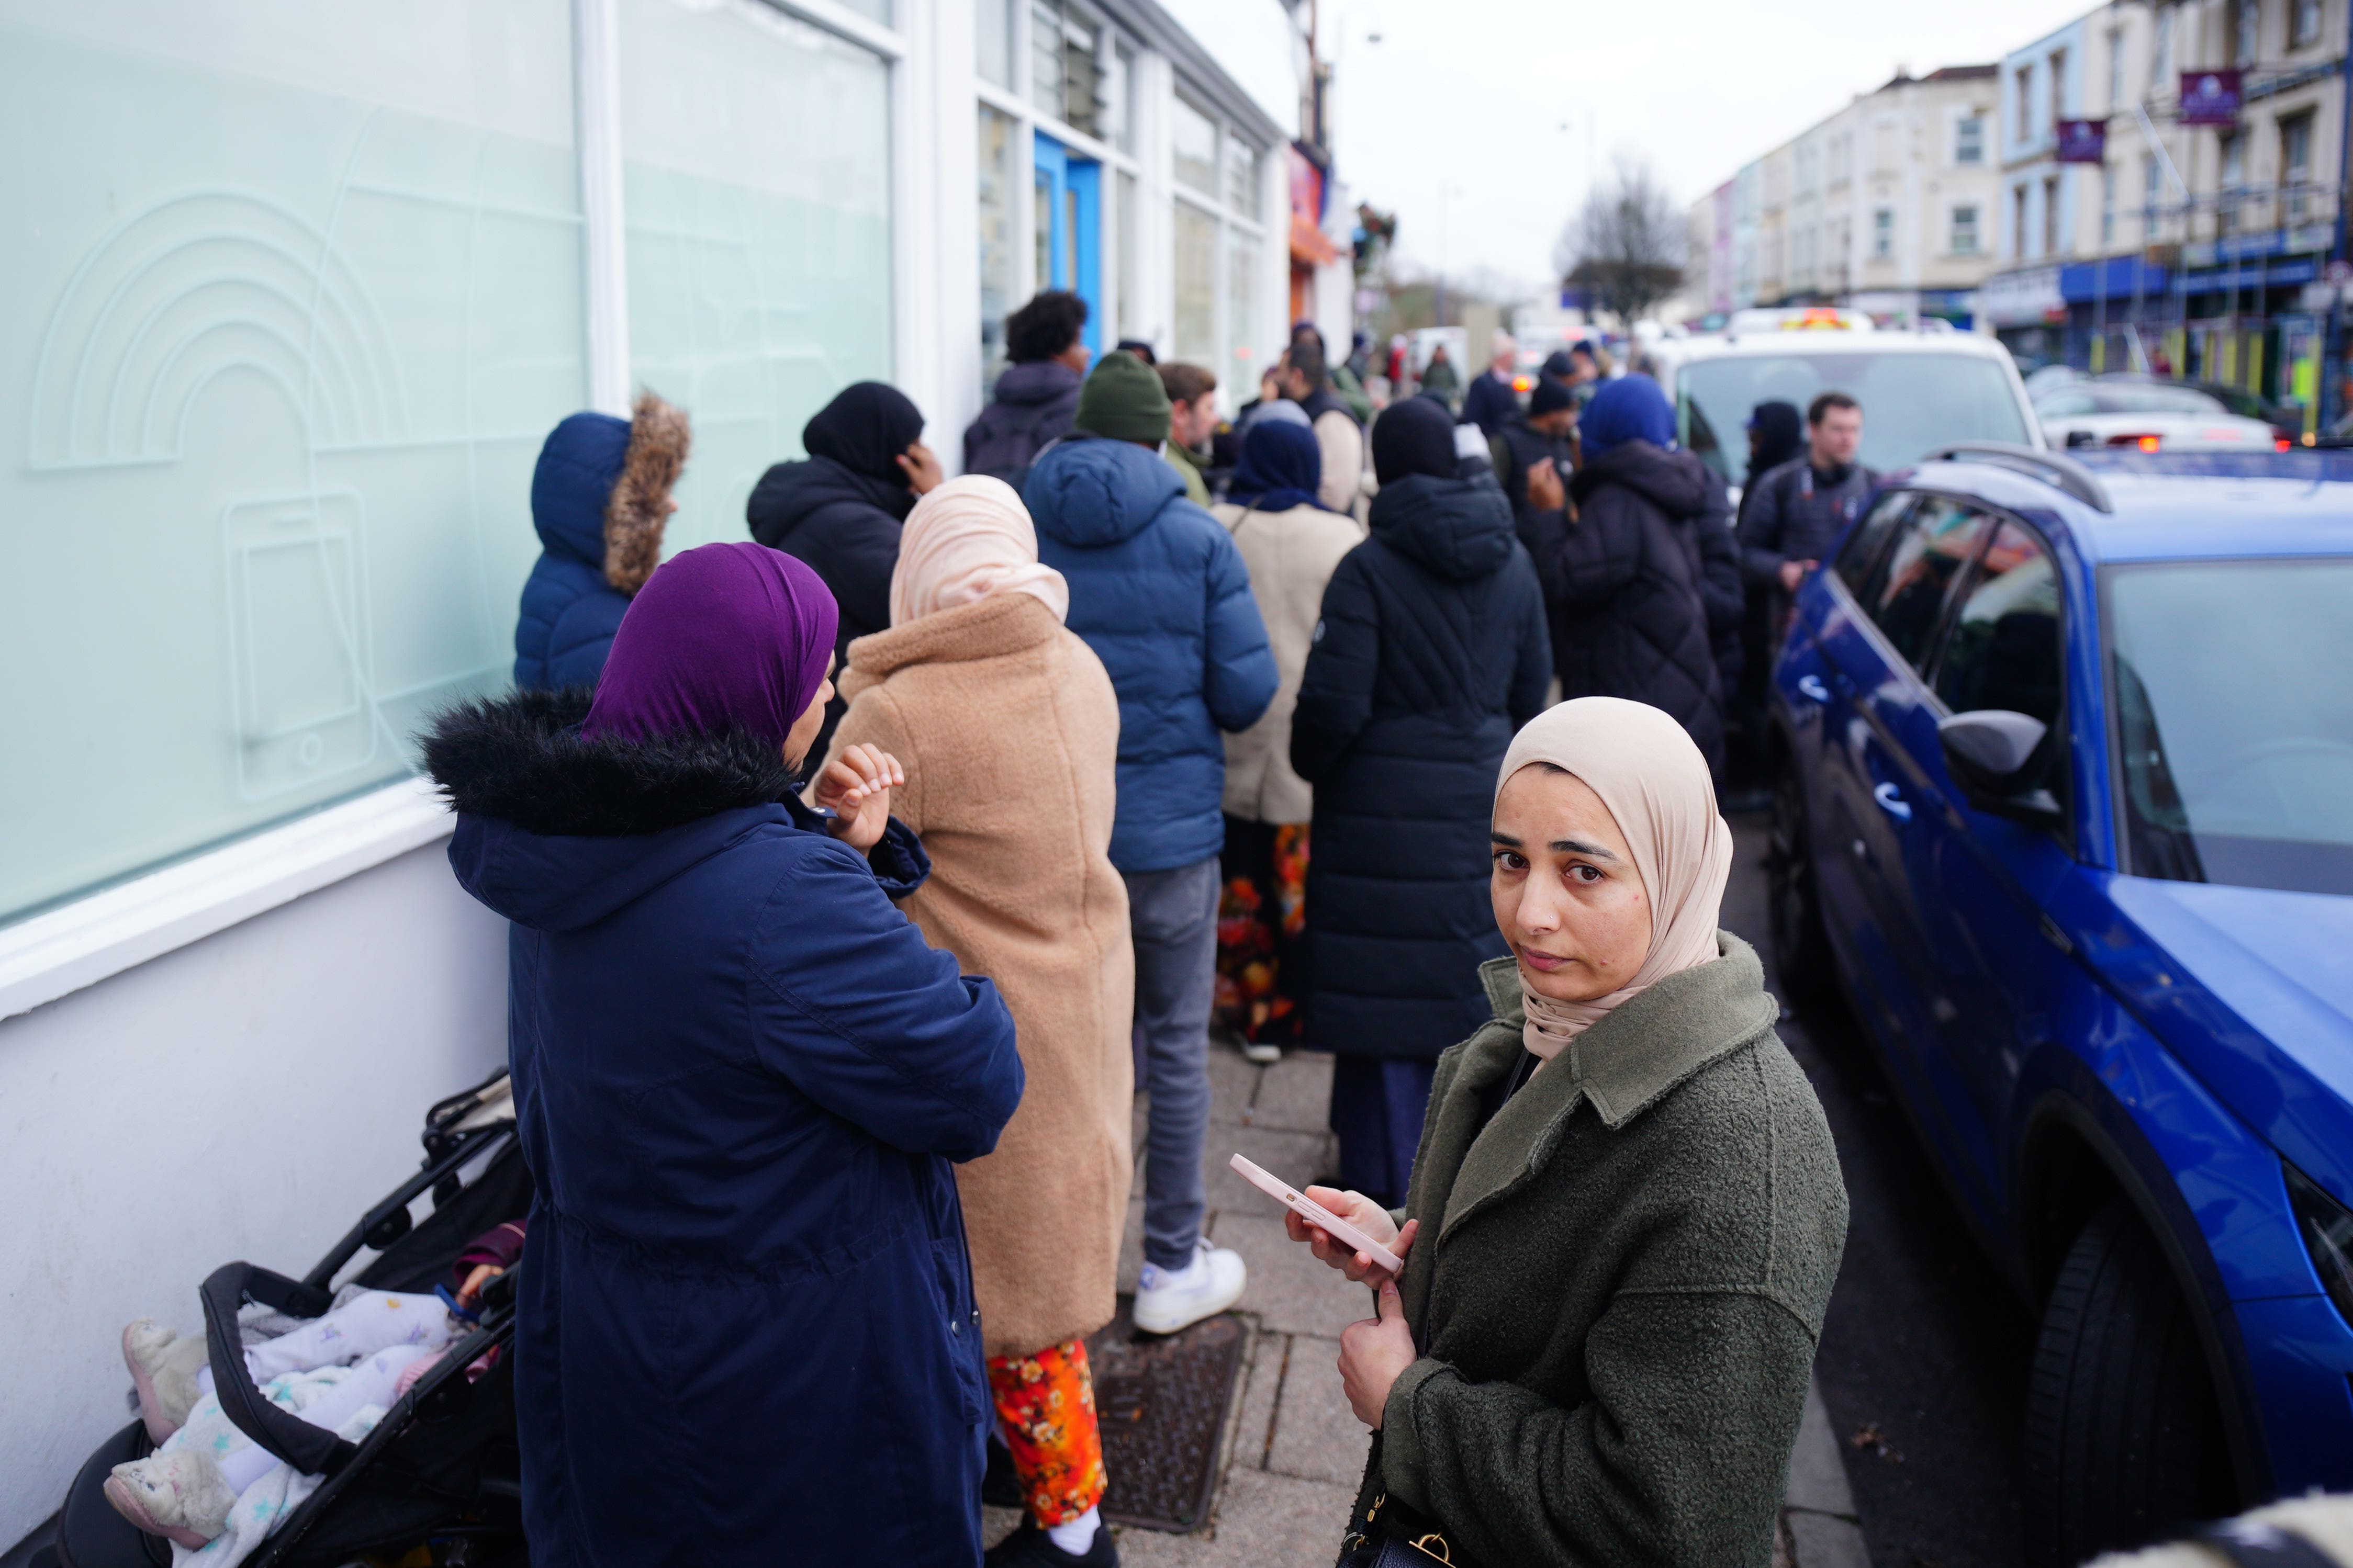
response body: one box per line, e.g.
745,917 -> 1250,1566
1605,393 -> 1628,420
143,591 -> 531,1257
1132,1240 -> 1246,1335
1240,1041 -> 1282,1065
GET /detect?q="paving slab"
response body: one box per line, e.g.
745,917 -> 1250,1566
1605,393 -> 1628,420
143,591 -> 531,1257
1210,1210 -> 1376,1339
1245,1048 -> 1335,1136
1262,1334 -> 1370,1487
1785,1380 -> 1857,1518
1205,1124 -> 1332,1217
1203,1044 -> 1262,1127
1224,1328 -> 1283,1473
1115,1467 -> 1358,1567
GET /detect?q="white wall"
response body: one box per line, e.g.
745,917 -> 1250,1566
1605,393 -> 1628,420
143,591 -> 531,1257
0,841 -> 506,1546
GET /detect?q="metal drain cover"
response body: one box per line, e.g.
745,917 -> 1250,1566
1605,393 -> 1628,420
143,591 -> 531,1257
1085,1297 -> 1246,1532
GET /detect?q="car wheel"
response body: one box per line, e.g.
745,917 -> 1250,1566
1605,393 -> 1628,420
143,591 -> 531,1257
1766,755 -> 1834,1007
2023,1204 -> 2236,1566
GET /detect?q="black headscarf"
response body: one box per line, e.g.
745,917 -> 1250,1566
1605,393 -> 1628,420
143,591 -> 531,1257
803,381 -> 925,491
1746,400 -> 1804,486
1229,419 -> 1330,512
1541,348 -> 1576,382
1372,395 -> 1461,486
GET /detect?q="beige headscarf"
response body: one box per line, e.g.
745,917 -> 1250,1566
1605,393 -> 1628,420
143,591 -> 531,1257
1494,697 -> 1733,1060
888,475 -> 1071,627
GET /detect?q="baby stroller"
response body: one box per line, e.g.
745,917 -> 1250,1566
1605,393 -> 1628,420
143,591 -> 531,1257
39,1068 -> 533,1568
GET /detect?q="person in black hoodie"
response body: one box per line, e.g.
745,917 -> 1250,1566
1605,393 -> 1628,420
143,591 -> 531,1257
965,290 -> 1092,487
1725,399 -> 1806,796
1488,374 -> 1578,544
1289,397 -> 1552,1209
1520,373 -> 1732,778
746,381 -> 939,757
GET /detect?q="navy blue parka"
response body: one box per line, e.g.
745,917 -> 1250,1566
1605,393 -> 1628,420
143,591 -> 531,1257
425,689 -> 1022,1567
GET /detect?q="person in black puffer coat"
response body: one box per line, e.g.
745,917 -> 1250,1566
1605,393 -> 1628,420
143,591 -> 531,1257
1290,397 -> 1552,1209
746,381 -> 939,758
1518,373 -> 1730,779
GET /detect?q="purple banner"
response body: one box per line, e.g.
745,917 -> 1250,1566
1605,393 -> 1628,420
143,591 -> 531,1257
2179,69 -> 2242,126
2055,118 -> 2107,163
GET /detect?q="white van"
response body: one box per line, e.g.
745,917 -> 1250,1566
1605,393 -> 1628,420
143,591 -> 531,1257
1642,321 -> 2042,503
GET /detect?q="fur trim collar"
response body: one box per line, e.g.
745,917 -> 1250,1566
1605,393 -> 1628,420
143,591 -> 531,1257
840,593 -> 1060,696
421,687 -> 797,837
604,391 -> 690,595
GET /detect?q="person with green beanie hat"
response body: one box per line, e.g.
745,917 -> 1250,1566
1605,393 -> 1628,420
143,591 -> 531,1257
1071,349 -> 1173,446
1025,352 -> 1277,1350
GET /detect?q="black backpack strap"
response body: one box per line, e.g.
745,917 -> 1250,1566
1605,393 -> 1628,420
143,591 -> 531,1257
2195,1522 -> 2343,1568
200,1262 -> 363,1476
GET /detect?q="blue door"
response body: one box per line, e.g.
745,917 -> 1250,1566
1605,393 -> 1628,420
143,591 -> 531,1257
1033,134 -> 1102,354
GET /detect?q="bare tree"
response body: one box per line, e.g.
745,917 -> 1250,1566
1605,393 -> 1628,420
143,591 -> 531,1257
1554,156 -> 1686,328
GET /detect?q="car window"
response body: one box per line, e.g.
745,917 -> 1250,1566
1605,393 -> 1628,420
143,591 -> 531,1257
2108,558 -> 2353,895
1836,491 -> 1914,599
2033,389 -> 2098,418
2091,384 -> 2225,415
1867,498 -> 1994,670
1676,351 -> 2032,481
1934,520 -> 2062,728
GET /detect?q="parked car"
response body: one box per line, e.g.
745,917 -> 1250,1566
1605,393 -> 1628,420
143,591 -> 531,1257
1645,324 -> 2041,505
2034,376 -> 2285,453
1766,444 -> 2353,1564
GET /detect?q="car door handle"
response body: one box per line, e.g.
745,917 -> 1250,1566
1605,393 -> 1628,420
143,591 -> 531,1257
1873,781 -> 1912,824
1796,674 -> 1831,704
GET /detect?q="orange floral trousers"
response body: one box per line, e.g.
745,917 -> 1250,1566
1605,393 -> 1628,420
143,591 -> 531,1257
986,1338 -> 1106,1525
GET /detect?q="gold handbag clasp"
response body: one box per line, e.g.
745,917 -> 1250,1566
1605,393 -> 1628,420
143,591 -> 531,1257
1411,1533 -> 1453,1563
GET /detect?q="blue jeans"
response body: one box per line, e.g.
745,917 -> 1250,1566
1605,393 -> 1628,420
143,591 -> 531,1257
1124,856 -> 1220,1271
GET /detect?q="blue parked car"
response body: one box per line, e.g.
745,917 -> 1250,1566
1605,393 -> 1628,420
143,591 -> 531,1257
1766,444 -> 2353,1564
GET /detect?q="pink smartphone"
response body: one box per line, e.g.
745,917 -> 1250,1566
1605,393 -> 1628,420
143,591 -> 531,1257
1229,1154 -> 1405,1274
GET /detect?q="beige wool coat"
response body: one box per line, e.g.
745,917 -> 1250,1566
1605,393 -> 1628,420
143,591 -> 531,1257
1213,499 -> 1365,824
827,591 -> 1135,1359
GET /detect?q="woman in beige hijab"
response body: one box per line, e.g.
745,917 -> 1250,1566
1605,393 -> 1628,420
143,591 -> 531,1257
823,476 -> 1133,1568
1284,697 -> 1848,1568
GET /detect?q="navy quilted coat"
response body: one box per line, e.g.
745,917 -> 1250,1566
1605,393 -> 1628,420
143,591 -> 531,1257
1026,434 -> 1278,873
425,690 -> 1022,1567
513,413 -> 632,692
1290,474 -> 1552,1058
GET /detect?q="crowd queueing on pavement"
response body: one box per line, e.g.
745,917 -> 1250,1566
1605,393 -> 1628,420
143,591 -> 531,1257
96,287 -> 1895,1568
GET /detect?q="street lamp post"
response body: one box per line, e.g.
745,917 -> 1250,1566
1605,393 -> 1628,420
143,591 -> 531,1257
2324,0 -> 2353,427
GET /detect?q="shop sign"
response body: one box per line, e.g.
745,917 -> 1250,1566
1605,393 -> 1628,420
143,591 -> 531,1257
2055,119 -> 2108,163
1980,265 -> 2067,327
2180,70 -> 2242,125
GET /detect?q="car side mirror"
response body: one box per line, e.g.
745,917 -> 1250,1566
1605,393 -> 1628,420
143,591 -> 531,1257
1938,709 -> 2063,822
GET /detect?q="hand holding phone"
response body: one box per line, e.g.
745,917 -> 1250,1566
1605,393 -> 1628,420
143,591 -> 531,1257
1234,1154 -> 1407,1276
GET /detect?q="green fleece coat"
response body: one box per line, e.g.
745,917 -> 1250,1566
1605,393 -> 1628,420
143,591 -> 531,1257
1346,934 -> 1847,1568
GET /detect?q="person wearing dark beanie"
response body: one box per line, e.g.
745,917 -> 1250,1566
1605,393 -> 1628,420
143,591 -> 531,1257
1369,396 -> 1461,486
1291,374 -> 1551,1214
1490,371 -> 1581,547
1072,349 -> 1173,447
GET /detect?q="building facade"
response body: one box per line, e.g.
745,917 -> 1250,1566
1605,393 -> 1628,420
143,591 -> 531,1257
1982,0 -> 2349,425
1696,67 -> 2003,326
0,0 -> 1330,1548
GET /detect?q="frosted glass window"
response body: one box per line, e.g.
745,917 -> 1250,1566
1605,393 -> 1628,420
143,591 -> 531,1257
1173,201 -> 1219,364
1173,95 -> 1219,197
1116,170 -> 1141,340
979,106 -> 1020,391
977,0 -> 1013,88
620,0 -> 893,556
1226,133 -> 1262,217
0,0 -> 583,923
1226,230 -> 1260,398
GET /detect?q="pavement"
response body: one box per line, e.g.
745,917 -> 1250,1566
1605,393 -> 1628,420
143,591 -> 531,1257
984,1035 -> 1870,1566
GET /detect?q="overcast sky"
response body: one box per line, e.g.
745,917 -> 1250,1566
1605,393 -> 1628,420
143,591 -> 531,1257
1323,0 -> 2091,295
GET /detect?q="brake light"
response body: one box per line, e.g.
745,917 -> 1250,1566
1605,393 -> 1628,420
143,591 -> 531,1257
1512,375 -> 1533,392
2106,433 -> 2162,451
2284,1162 -> 2353,1327
2278,438 -> 2294,452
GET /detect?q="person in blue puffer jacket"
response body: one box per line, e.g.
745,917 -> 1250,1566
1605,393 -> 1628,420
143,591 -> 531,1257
1025,351 -> 1277,1339
511,391 -> 691,691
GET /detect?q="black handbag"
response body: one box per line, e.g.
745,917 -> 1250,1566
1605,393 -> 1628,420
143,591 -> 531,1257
1336,1491 -> 1456,1566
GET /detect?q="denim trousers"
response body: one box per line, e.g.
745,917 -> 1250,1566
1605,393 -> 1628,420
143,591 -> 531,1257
1122,855 -> 1220,1271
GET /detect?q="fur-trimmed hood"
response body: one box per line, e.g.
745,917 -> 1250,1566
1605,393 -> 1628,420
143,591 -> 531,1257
422,687 -> 794,840
525,393 -> 690,599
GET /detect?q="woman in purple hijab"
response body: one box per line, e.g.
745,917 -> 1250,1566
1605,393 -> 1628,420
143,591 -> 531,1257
425,540 -> 1024,1566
